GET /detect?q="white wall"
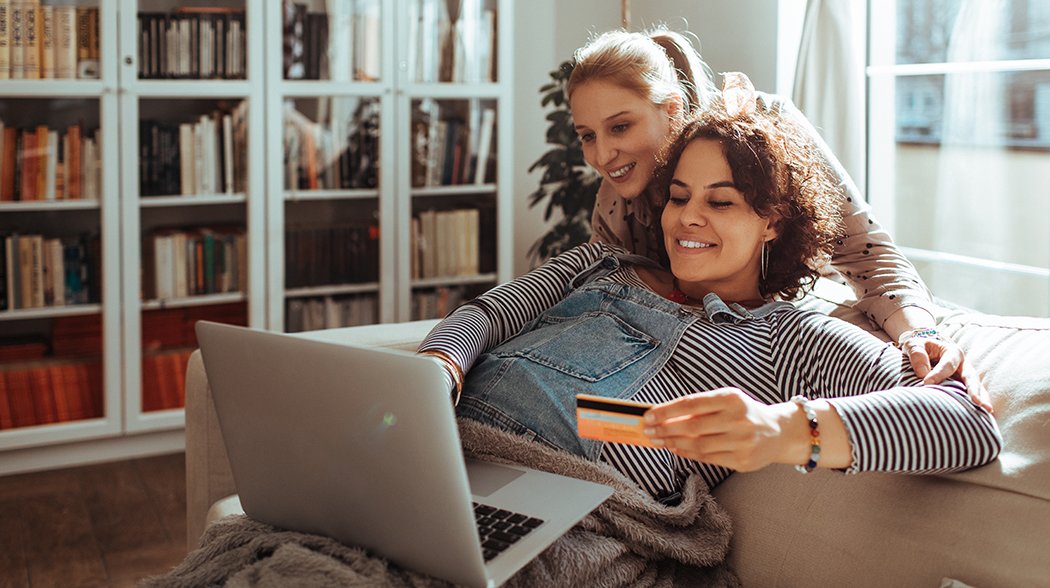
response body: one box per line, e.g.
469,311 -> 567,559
512,0 -> 784,276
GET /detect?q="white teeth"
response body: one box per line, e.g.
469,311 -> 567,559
608,162 -> 635,178
678,240 -> 715,249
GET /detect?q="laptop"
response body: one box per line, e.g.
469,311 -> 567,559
195,321 -> 613,588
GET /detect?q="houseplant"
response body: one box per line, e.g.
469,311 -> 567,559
527,61 -> 603,263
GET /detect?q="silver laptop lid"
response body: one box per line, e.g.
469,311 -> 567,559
196,321 -> 489,586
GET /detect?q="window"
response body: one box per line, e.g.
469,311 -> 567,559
867,0 -> 1050,317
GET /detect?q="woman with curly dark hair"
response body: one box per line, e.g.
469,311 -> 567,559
648,91 -> 844,304
417,82 -> 1000,498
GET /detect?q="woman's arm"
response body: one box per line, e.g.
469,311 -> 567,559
775,97 -> 937,338
800,314 -> 1001,473
769,96 -> 988,407
417,242 -> 614,391
642,313 -> 1001,474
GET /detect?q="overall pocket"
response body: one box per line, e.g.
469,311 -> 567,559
493,311 -> 658,382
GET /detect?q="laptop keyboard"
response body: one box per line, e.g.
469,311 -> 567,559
472,502 -> 545,561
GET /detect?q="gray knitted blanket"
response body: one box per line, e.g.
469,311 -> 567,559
143,419 -> 737,587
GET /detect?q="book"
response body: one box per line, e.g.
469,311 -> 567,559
29,366 -> 57,425
5,368 -> 35,428
19,128 -> 36,200
65,123 -> 81,198
43,129 -> 57,199
0,236 -> 6,310
22,0 -> 39,79
0,0 -> 11,79
5,234 -> 18,310
354,0 -> 380,81
80,131 -> 98,200
0,124 -> 13,200
474,107 -> 496,184
27,233 -> 44,308
0,368 -> 11,429
39,3 -> 53,78
47,237 -> 63,306
53,4 -> 75,78
35,124 -> 48,199
8,0 -> 22,78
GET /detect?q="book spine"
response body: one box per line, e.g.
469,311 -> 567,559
22,0 -> 38,79
0,0 -> 10,80
39,3 -> 52,78
0,236 -> 6,311
8,0 -> 21,79
53,4 -> 74,78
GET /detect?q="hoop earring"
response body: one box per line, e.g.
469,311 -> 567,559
760,241 -> 769,282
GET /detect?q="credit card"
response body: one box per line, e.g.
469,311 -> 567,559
576,393 -> 658,448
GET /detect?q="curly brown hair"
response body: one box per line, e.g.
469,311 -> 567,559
653,96 -> 844,300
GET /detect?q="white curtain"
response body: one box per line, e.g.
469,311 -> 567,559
792,0 -> 866,189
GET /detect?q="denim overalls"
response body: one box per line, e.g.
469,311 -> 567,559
456,253 -> 701,462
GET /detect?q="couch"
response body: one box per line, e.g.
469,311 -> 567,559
184,281 -> 1050,587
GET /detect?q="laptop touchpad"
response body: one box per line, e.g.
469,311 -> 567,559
465,460 -> 526,497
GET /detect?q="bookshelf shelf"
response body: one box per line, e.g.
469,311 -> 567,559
0,304 -> 103,322
128,81 -> 254,98
0,80 -> 109,98
278,82 -> 386,98
411,184 -> 498,198
411,273 -> 498,289
400,84 -> 504,99
139,194 -> 248,208
0,201 -> 101,212
285,283 -> 380,299
284,189 -> 380,202
140,292 -> 248,311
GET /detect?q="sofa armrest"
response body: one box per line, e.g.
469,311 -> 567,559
184,319 -> 441,550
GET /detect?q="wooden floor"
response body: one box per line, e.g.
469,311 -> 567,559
0,453 -> 187,588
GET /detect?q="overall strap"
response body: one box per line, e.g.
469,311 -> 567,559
569,252 -> 663,291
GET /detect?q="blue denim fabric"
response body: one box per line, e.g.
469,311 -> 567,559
456,253 -> 700,461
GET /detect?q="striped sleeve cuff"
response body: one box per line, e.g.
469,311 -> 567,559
417,303 -> 495,375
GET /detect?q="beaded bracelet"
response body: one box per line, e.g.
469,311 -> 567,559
791,395 -> 821,474
895,327 -> 944,348
418,349 -> 464,406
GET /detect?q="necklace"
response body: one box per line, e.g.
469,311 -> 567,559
667,277 -> 768,309
667,277 -> 702,305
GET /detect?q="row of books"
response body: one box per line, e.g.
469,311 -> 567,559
285,223 -> 379,289
0,122 -> 101,201
406,0 -> 496,84
141,348 -> 193,412
0,2 -> 100,80
411,208 -> 481,280
285,294 -> 378,333
140,101 -> 248,197
142,227 -> 247,302
411,101 -> 495,187
137,8 -> 246,80
282,0 -> 381,82
0,360 -> 103,430
411,285 -> 467,321
140,302 -> 247,352
1,232 -> 99,311
284,99 -> 379,190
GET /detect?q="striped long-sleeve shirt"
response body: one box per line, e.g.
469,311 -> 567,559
420,243 -> 1001,497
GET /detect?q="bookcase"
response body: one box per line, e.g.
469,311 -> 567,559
265,0 -> 513,331
0,0 -> 265,471
0,0 -> 512,473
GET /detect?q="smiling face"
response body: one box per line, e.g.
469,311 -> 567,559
662,138 -> 778,303
570,80 -> 677,200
